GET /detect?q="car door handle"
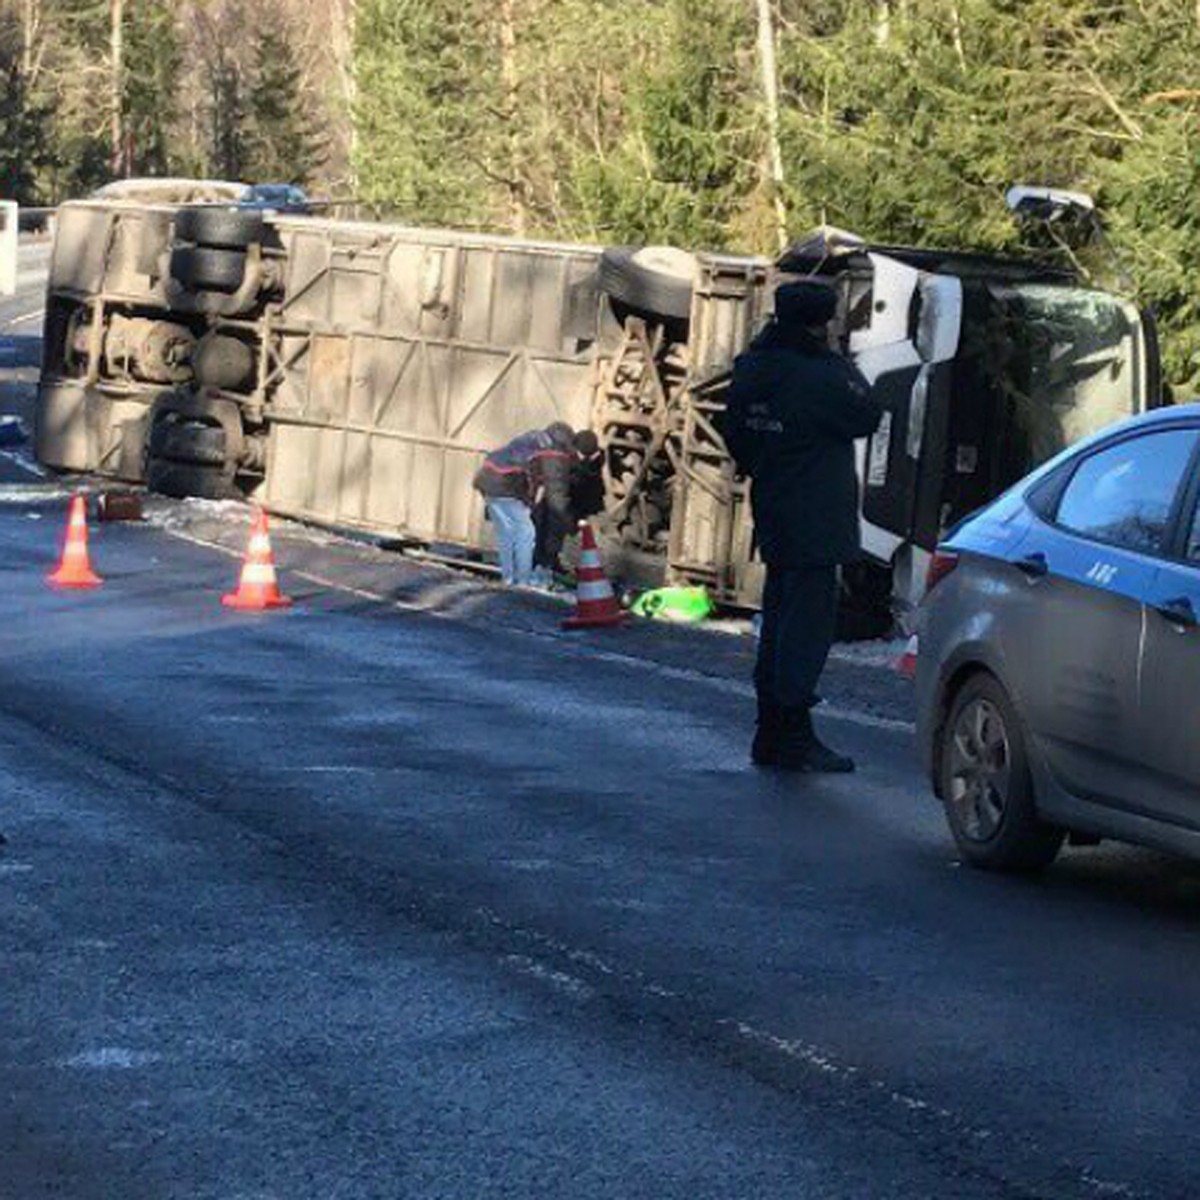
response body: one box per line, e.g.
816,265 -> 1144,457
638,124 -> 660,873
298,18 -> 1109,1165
1012,552 -> 1049,579
1153,597 -> 1198,628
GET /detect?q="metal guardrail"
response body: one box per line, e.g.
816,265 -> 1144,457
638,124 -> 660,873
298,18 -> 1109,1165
18,207 -> 56,233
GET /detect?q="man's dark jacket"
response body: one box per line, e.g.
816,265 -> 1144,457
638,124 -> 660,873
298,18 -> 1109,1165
721,328 -> 882,567
473,426 -> 575,533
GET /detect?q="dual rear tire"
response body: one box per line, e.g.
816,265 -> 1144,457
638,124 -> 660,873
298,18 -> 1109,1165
169,206 -> 265,298
144,392 -> 244,502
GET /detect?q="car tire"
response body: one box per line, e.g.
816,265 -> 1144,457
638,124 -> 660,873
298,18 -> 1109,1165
939,673 -> 1064,872
148,415 -> 227,467
599,246 -> 696,323
145,457 -> 240,501
193,334 -> 256,391
174,206 -> 264,250
170,246 -> 247,294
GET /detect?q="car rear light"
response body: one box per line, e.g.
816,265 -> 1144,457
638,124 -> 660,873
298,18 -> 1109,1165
925,550 -> 960,594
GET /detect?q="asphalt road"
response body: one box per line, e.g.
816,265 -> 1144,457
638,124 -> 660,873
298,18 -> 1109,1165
2,491 -> 1200,1200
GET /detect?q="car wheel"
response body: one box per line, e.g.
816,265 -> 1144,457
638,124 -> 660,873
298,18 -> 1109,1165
193,334 -> 256,391
174,206 -> 264,250
145,457 -> 240,501
939,674 -> 1064,872
148,415 -> 227,467
170,246 -> 247,294
599,246 -> 696,323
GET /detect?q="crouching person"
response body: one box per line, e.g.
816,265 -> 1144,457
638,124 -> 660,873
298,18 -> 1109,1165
532,429 -> 606,583
474,422 -> 584,588
722,281 -> 882,773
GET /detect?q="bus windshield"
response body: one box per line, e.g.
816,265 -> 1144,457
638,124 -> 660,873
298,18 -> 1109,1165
962,282 -> 1146,466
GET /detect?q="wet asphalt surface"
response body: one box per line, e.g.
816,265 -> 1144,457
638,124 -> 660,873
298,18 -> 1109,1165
1,492 -> 1200,1200
4,245 -> 1200,1199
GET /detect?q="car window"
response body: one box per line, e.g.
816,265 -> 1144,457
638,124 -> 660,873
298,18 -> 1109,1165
1055,428 -> 1199,555
1186,494 -> 1200,562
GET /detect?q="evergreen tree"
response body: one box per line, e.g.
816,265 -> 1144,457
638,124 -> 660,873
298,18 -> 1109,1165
353,0 -> 492,226
569,0 -> 760,249
244,20 -> 325,185
0,12 -> 51,201
122,0 -> 181,177
209,49 -> 246,180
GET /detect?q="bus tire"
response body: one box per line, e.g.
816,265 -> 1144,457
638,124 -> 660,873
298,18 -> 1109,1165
174,206 -> 264,250
170,246 -> 247,294
146,457 -> 240,501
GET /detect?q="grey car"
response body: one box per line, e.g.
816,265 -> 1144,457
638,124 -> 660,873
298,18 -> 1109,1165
916,405 -> 1200,871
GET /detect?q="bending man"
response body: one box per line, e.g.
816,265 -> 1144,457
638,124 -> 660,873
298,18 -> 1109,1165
474,422 -> 587,588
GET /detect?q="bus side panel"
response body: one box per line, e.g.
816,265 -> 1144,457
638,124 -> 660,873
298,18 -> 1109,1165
261,230 -> 602,548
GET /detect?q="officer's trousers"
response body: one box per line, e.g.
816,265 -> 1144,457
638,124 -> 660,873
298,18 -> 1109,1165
754,565 -> 838,710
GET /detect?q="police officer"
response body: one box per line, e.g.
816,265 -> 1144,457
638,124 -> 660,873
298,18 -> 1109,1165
722,280 -> 882,773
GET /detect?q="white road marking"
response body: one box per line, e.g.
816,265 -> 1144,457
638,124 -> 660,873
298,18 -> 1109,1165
8,308 -> 44,325
280,765 -> 384,774
501,954 -> 595,1000
473,904 -> 1136,1199
60,1047 -> 161,1071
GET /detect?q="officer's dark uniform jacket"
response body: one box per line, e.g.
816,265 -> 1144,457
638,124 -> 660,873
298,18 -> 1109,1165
722,328 -> 881,566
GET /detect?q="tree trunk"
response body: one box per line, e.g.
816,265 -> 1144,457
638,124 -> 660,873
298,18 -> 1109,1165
754,0 -> 788,251
499,0 -> 525,236
21,0 -> 36,79
110,0 -> 125,178
949,1 -> 965,67
874,0 -> 890,45
331,0 -> 358,191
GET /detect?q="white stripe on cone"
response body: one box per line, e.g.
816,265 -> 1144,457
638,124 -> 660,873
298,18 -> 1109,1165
576,580 -> 615,602
240,563 -> 279,585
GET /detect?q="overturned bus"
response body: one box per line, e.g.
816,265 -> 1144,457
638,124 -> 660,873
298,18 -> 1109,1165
34,199 -> 1160,621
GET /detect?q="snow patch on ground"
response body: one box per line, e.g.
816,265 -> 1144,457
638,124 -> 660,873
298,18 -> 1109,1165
829,638 -> 909,668
140,497 -> 247,532
0,481 -> 74,504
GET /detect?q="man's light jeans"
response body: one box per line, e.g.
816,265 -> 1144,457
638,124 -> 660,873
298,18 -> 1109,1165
486,498 -> 536,586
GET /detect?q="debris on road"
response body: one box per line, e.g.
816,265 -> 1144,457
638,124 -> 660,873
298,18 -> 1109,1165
631,585 -> 714,623
95,490 -> 144,523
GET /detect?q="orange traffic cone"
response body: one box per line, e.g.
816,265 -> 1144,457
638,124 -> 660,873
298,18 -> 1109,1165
895,634 -> 919,679
562,521 -> 627,630
222,508 -> 292,611
47,495 -> 102,589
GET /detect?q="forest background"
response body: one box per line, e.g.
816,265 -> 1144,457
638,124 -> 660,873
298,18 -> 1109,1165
1,0 -> 1199,387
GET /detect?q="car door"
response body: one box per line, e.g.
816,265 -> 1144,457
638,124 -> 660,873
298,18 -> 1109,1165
1139,457 -> 1200,827
1014,425 -> 1200,810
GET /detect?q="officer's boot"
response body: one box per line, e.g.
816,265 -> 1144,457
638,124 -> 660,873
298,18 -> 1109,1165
777,707 -> 856,774
751,695 -> 783,766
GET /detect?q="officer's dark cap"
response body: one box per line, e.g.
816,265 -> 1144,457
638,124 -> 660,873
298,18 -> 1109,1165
574,430 -> 600,456
774,280 -> 838,326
